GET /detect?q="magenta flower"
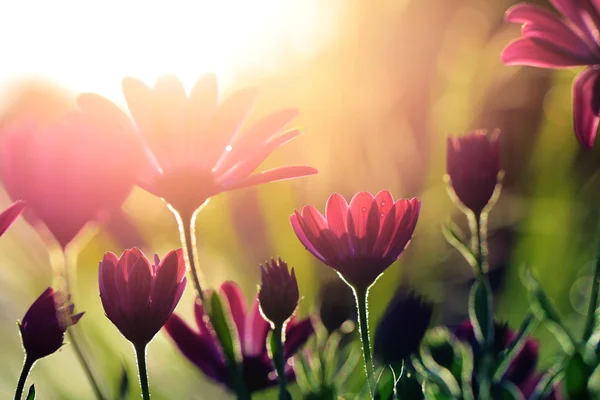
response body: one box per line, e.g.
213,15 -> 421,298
79,74 -> 317,216
0,104 -> 144,249
0,200 -> 25,237
447,131 -> 501,215
502,1 -> 600,149
165,281 -> 313,393
290,191 -> 421,290
99,248 -> 187,347
19,287 -> 83,361
258,258 -> 299,328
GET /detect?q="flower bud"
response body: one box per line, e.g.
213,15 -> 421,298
447,130 -> 501,215
258,258 -> 299,327
19,288 -> 83,361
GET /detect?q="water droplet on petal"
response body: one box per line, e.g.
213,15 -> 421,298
380,213 -> 385,218
361,207 -> 367,212
225,145 -> 232,152
380,201 -> 386,207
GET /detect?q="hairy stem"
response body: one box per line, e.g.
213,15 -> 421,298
583,217 -> 600,340
134,344 -> 150,400
353,285 -> 374,398
270,324 -> 292,400
14,357 -> 33,400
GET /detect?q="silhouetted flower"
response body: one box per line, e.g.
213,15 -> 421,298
290,191 -> 421,290
79,74 -> 317,216
165,281 -> 313,393
374,289 -> 433,365
99,248 -> 186,347
0,102 -> 144,249
258,258 -> 299,327
0,200 -> 25,237
19,287 -> 83,361
502,2 -> 600,149
455,320 -> 538,395
446,131 -> 501,215
318,280 -> 357,333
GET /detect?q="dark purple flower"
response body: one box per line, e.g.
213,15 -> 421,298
374,289 -> 433,365
318,280 -> 357,333
502,1 -> 600,149
455,320 -> 538,395
447,131 -> 501,215
99,248 -> 187,346
19,287 -> 83,361
79,75 -> 317,216
0,200 -> 25,237
290,191 -> 421,290
258,258 -> 299,327
165,281 -> 313,393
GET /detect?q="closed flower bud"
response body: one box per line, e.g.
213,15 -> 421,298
99,247 -> 187,346
19,287 -> 83,361
374,289 -> 433,365
258,258 -> 299,327
446,130 -> 501,215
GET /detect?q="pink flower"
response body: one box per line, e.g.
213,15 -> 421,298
165,281 -> 313,393
0,200 -> 25,237
290,191 -> 421,290
0,103 -> 144,249
81,74 -> 317,216
502,2 -> 600,149
19,287 -> 83,361
258,258 -> 299,327
99,248 -> 187,346
447,131 -> 501,215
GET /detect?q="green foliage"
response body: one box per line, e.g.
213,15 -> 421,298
469,278 -> 493,347
26,385 -> 35,400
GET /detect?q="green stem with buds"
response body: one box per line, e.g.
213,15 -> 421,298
134,344 -> 150,400
353,285 -> 374,398
270,324 -> 292,400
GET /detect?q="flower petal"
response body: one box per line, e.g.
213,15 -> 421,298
325,193 -> 349,237
290,213 -> 327,263
501,38 -> 594,68
244,300 -> 270,357
224,166 -> 317,192
219,281 -> 247,343
0,200 -> 25,237
573,67 -> 600,150
347,192 -> 379,258
188,73 -> 218,152
283,318 -> 314,359
152,75 -> 188,164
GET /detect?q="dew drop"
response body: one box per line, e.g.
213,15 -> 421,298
225,145 -> 232,152
380,201 -> 386,207
361,207 -> 367,212
380,213 -> 385,218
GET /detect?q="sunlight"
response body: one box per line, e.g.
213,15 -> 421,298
0,0 -> 342,101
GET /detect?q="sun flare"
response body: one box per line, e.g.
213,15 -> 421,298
0,0 -> 342,100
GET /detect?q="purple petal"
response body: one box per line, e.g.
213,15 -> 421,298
283,318 -> 314,359
0,200 -> 25,237
244,301 -> 269,357
573,67 -> 600,150
219,281 -> 247,343
502,38 -> 595,68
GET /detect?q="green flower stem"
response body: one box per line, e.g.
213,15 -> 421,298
134,344 -> 150,400
171,205 -> 205,304
61,248 -> 107,400
353,285 -> 374,398
14,356 -> 33,400
270,324 -> 292,400
492,313 -> 537,382
583,217 -> 600,341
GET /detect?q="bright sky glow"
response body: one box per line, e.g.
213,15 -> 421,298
0,0 -> 342,101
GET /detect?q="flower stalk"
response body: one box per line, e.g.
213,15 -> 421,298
134,344 -> 150,400
270,324 -> 292,400
353,285 -> 374,398
14,357 -> 33,400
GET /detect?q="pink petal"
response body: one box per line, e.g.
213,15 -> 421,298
126,257 -> 152,316
290,213 -> 327,263
0,200 -> 25,237
501,38 -> 594,68
219,281 -> 247,343
325,193 -> 349,237
223,165 -> 317,192
188,73 -> 218,153
152,75 -> 188,164
549,0 -> 598,43
573,67 -> 600,150
244,300 -> 270,357
347,192 -> 379,258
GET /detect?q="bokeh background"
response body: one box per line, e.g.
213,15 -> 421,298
0,0 -> 596,398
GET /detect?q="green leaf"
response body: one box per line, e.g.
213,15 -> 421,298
441,219 -> 477,268
565,352 -> 591,399
117,365 -> 129,400
491,382 -> 525,400
210,292 -> 239,365
294,351 -> 317,393
493,313 -> 538,382
468,278 -> 493,346
323,331 -> 341,383
26,385 -> 35,400
588,364 -> 600,396
530,362 -> 564,400
415,329 -> 462,398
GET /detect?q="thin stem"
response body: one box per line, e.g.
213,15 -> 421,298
169,205 -> 205,304
492,313 -> 537,382
14,357 -> 33,400
58,247 -> 106,400
353,285 -> 374,398
583,217 -> 600,340
270,324 -> 292,400
134,344 -> 150,400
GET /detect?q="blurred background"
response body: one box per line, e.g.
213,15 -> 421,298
0,0 -> 595,398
